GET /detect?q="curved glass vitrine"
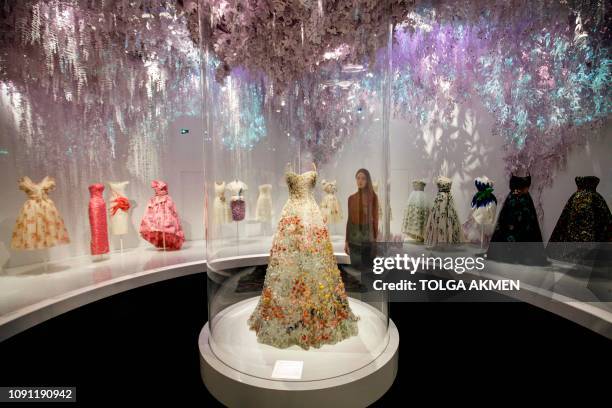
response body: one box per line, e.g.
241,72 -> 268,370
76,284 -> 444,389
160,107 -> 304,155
200,6 -> 393,383
0,2 -> 204,335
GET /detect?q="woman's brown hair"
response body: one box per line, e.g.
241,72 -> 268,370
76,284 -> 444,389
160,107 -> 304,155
355,168 -> 375,195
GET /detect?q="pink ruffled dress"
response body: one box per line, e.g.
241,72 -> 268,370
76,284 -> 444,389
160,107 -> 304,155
139,180 -> 185,250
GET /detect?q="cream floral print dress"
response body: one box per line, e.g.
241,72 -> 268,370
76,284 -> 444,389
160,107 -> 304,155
402,180 -> 430,242
248,170 -> 358,349
424,176 -> 464,246
11,176 -> 70,250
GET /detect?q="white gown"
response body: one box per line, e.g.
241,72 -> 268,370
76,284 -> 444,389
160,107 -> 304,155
108,181 -> 130,236
213,181 -> 231,224
320,180 -> 342,224
255,184 -> 273,222
373,182 -> 391,221
402,180 -> 430,242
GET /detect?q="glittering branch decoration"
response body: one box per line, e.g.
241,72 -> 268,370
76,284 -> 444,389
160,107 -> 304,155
0,0 -> 201,185
390,1 -> 610,216
199,0 -> 413,89
0,0 -> 609,226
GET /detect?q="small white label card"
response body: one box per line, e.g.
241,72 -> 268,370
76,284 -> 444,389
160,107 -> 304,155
271,360 -> 304,380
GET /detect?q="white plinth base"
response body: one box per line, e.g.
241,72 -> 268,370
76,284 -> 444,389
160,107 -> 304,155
198,300 -> 399,408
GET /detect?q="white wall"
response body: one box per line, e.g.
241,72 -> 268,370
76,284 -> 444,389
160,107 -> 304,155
386,98 -> 611,240
320,95 -> 611,241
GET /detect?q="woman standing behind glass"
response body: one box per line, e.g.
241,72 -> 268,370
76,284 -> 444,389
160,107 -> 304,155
345,168 -> 379,269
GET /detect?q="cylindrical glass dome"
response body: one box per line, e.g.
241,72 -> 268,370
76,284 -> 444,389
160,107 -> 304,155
200,2 -> 393,382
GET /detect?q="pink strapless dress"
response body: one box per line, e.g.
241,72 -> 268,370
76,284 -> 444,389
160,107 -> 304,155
88,183 -> 110,255
139,180 -> 185,250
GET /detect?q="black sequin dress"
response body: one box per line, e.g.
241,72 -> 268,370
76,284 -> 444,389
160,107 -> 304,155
546,176 -> 612,265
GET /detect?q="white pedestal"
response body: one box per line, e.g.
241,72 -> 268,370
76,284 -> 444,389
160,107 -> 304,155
198,297 -> 399,407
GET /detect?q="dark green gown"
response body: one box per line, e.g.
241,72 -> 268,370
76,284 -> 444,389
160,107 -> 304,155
487,175 -> 549,266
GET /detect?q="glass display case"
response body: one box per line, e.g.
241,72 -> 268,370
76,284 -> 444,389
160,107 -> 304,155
0,1 -> 205,339
198,2 -> 399,406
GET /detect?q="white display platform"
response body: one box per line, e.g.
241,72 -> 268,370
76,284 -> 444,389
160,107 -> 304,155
199,297 -> 399,408
0,240 -> 207,341
209,297 -> 389,381
0,235 -> 347,342
0,235 -> 609,344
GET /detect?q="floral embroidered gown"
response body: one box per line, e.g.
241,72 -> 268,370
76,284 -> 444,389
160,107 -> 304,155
546,176 -> 611,264
402,180 -> 429,242
139,180 -> 185,250
11,176 -> 70,249
248,170 -> 358,349
424,176 -> 463,246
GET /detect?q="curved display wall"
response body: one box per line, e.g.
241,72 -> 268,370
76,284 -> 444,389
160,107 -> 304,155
0,3 -> 610,406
